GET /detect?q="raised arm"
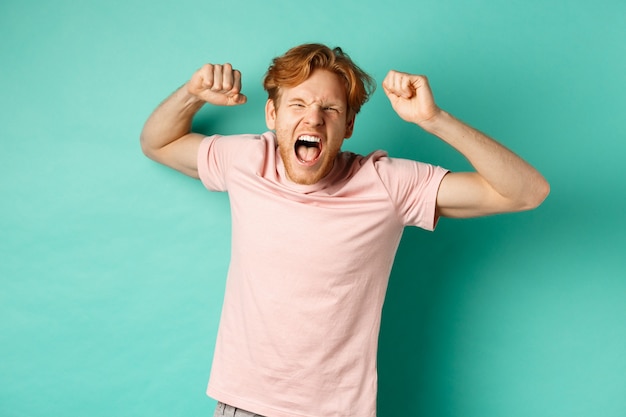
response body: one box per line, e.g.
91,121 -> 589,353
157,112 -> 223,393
140,63 -> 247,178
382,70 -> 550,218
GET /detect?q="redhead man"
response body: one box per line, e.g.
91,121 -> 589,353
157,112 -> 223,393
141,44 -> 549,417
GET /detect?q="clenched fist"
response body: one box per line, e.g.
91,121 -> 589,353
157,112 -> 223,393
188,63 -> 247,106
382,70 -> 441,126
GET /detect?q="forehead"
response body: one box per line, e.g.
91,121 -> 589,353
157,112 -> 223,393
279,70 -> 348,104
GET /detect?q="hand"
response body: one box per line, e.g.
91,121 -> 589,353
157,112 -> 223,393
382,70 -> 441,126
187,63 -> 247,106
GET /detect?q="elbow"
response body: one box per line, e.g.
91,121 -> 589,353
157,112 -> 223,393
139,133 -> 160,162
532,177 -> 551,208
521,177 -> 551,211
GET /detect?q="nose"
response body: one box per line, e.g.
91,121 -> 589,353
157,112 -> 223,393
304,106 -> 324,126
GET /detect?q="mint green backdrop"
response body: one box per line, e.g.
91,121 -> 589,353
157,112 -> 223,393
2,1 -> 625,416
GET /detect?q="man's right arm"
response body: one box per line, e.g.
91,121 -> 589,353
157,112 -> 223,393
140,63 -> 247,178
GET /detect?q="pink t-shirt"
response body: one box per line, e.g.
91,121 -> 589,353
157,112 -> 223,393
197,132 -> 448,417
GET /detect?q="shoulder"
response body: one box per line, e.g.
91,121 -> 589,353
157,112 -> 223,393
199,131 -> 275,163
197,131 -> 277,190
369,152 -> 445,180
337,149 -> 434,179
201,131 -> 274,149
333,149 -> 389,172
353,150 -> 449,198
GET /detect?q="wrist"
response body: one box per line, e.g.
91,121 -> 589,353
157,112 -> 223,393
416,110 -> 452,134
181,83 -> 207,108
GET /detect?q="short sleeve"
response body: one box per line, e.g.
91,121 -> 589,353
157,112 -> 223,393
197,135 -> 228,191
197,134 -> 263,192
374,155 -> 448,230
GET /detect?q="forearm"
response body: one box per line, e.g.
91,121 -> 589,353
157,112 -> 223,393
420,111 -> 550,210
140,83 -> 205,157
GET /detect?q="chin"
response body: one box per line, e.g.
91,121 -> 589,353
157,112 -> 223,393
288,172 -> 322,185
285,164 -> 328,185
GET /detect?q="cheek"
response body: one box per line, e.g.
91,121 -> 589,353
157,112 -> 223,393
273,114 -> 296,133
274,127 -> 295,154
325,139 -> 344,159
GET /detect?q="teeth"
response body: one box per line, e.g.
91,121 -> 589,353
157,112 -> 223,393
298,135 -> 321,143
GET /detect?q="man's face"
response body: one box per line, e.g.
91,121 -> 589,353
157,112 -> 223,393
265,69 -> 355,185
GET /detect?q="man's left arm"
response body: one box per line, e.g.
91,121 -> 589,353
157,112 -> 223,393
383,70 -> 550,218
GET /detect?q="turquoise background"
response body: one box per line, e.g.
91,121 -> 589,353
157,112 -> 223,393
1,0 -> 625,416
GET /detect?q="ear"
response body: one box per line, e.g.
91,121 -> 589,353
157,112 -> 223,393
344,114 -> 356,139
265,99 -> 276,130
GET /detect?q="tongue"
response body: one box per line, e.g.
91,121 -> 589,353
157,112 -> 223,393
296,144 -> 321,162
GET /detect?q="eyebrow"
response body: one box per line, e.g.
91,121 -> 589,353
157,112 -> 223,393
286,97 -> 346,110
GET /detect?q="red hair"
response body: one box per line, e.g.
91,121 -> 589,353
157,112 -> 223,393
263,44 -> 375,117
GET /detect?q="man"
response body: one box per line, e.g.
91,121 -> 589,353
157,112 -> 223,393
140,44 -> 549,417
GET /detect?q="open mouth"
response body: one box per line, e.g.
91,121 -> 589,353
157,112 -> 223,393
295,135 -> 322,164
